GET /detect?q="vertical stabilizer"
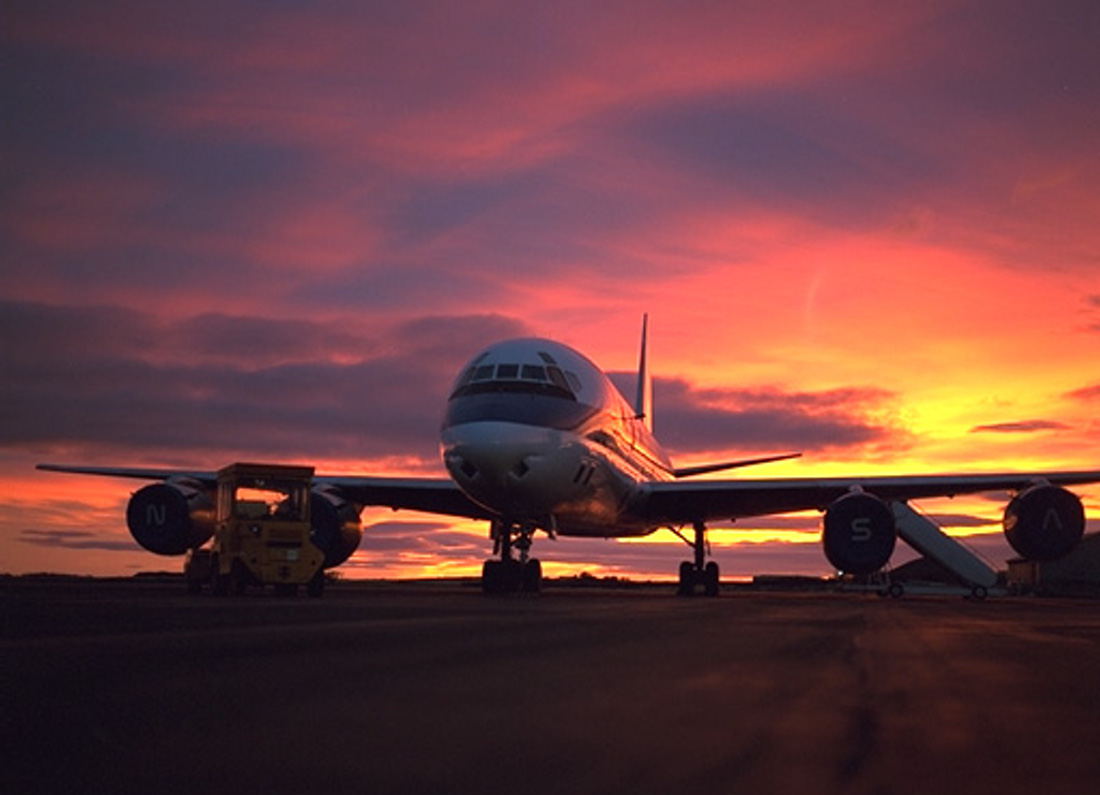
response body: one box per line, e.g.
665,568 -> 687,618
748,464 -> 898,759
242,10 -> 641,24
635,314 -> 653,432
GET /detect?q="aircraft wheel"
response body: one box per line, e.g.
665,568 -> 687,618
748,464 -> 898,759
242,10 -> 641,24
677,561 -> 695,597
483,560 -> 522,594
703,561 -> 720,597
482,560 -> 499,594
522,559 -> 542,593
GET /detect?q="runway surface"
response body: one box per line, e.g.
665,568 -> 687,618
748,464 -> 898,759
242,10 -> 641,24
5,578 -> 1100,795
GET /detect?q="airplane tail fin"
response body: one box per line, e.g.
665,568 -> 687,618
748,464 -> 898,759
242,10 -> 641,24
635,314 -> 653,432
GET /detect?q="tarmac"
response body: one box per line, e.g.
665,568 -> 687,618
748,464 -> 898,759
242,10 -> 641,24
5,577 -> 1100,795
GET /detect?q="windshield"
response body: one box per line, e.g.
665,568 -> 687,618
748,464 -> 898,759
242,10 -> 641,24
229,479 -> 308,522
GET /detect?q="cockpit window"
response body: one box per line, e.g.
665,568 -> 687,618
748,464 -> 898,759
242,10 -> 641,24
546,366 -> 570,391
450,360 -> 579,401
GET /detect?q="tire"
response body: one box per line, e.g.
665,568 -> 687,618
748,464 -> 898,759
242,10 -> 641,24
677,561 -> 695,597
482,560 -> 501,594
230,561 -> 249,597
703,561 -> 720,597
211,554 -> 229,597
522,559 -> 542,593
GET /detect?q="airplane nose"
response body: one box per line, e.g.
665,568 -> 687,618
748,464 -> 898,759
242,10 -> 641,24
441,422 -> 554,513
445,447 -> 535,487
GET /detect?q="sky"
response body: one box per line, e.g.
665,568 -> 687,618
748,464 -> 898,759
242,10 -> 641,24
3,0 -> 1099,580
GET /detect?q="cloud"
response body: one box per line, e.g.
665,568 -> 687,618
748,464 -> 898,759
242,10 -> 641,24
1066,383 -> 1100,402
0,300 -> 527,464
614,92 -> 935,231
969,420 -> 1072,434
609,374 -> 904,456
18,528 -> 136,552
921,512 -> 998,529
1084,296 -> 1100,332
358,521 -> 482,555
6,1 -> 1100,580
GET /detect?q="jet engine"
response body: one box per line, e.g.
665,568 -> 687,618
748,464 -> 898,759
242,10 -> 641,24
310,487 -> 363,568
126,479 -> 214,555
1003,484 -> 1084,561
822,491 -> 897,574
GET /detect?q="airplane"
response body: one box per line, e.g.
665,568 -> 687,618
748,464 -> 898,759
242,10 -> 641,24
38,317 -> 1100,595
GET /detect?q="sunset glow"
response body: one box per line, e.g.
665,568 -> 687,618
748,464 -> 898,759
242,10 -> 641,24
3,1 -> 1099,579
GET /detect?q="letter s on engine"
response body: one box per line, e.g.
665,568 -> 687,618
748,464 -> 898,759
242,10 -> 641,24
822,492 -> 897,575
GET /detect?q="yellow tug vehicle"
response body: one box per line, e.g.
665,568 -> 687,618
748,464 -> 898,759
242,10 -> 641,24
185,463 -> 325,597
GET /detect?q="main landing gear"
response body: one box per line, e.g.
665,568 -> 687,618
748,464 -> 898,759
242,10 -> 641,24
676,521 -> 720,597
482,520 -> 542,595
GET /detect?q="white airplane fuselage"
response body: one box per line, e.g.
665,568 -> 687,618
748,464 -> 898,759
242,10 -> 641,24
440,338 -> 670,537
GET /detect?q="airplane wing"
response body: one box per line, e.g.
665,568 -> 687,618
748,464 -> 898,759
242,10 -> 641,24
36,464 -> 491,520
36,463 -> 219,484
316,476 -> 494,519
642,470 -> 1100,525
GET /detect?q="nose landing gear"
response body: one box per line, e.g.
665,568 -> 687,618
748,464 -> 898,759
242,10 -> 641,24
675,521 -> 720,597
482,520 -> 542,595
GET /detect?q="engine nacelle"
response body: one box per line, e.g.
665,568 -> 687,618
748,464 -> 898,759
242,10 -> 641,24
1003,484 -> 1084,561
822,491 -> 897,574
310,487 -> 363,568
126,480 -> 215,555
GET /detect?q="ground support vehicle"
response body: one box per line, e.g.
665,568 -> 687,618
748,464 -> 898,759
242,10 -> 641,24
184,463 -> 325,596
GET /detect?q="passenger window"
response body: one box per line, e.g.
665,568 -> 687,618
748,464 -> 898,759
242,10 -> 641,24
521,365 -> 547,381
496,364 -> 519,379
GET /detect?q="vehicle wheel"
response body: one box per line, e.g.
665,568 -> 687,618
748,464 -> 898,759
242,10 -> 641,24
230,561 -> 249,596
274,583 -> 297,598
703,561 -> 720,597
307,572 -> 325,598
211,555 -> 229,597
970,585 -> 988,601
888,582 -> 904,598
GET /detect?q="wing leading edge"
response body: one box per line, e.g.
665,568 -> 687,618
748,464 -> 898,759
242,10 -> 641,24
642,470 -> 1100,526
35,464 -> 489,520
